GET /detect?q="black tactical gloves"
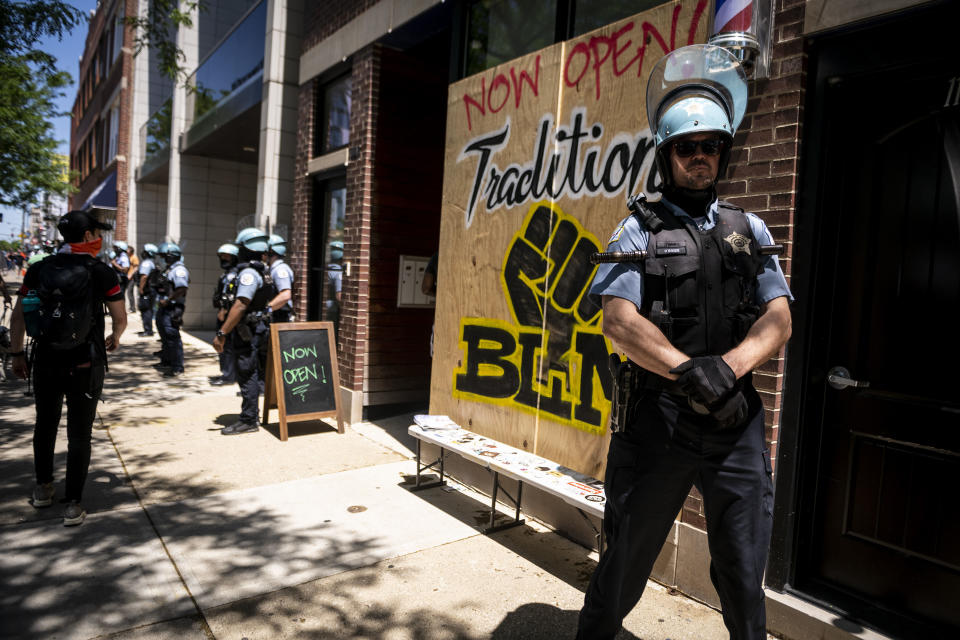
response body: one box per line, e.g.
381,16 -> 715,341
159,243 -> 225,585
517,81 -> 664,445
670,356 -> 747,428
670,356 -> 737,405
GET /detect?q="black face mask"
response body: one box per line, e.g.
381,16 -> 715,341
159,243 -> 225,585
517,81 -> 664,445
663,185 -> 717,217
220,259 -> 236,270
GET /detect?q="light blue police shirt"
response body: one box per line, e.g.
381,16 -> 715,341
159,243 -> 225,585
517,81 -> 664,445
589,196 -> 793,313
166,260 -> 190,289
115,252 -> 130,269
269,259 -> 294,310
235,266 -> 264,302
140,258 -> 155,277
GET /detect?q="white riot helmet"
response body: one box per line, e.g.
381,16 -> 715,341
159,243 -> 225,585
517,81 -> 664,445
646,44 -> 748,189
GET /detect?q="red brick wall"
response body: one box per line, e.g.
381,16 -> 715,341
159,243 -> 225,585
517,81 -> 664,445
302,0 -> 381,53
338,44 -> 381,390
291,80 -> 316,322
364,45 -> 447,405
114,0 -> 138,241
692,0 -> 807,530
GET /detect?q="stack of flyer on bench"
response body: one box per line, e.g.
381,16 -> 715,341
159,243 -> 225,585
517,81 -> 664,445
413,415 -> 460,430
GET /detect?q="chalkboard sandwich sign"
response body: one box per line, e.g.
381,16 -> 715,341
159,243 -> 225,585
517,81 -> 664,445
263,321 -> 344,440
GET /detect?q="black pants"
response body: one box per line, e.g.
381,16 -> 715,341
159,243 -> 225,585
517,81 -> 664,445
140,292 -> 155,334
233,321 -> 267,425
32,362 -> 105,502
216,315 -> 236,382
157,303 -> 184,371
577,387 -> 774,640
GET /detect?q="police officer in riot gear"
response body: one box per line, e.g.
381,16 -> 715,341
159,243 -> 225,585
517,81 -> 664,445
210,243 -> 239,386
155,243 -> 189,377
213,228 -> 274,435
137,243 -> 159,337
266,234 -> 295,323
577,45 -> 793,640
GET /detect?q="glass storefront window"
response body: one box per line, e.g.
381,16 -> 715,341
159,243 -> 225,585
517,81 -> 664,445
318,75 -> 352,155
571,0 -> 661,37
141,98 -> 172,160
309,178 -> 346,328
466,0 -> 557,77
189,1 -> 266,125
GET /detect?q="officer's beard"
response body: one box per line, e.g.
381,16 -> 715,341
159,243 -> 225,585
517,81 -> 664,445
663,184 -> 716,217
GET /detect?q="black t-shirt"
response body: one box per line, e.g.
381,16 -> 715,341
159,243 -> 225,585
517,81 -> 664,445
21,255 -> 123,367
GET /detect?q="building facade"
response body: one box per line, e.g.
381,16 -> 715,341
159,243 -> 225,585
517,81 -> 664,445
70,0 -> 136,243
128,0 -> 303,329
291,1 -> 959,638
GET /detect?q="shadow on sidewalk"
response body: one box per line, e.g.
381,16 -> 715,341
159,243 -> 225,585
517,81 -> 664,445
490,602 -> 641,639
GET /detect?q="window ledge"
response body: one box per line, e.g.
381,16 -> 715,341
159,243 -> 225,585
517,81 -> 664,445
307,148 -> 349,176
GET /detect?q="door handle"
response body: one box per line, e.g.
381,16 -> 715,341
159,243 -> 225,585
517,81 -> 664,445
827,366 -> 870,390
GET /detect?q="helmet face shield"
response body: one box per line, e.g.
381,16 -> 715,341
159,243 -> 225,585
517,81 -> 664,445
646,44 -> 748,149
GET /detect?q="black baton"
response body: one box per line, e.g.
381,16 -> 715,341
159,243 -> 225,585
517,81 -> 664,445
591,244 -> 784,264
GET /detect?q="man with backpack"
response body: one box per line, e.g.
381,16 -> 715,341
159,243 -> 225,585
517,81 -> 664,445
8,210 -> 127,527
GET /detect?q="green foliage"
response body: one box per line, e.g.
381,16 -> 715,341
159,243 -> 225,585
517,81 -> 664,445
0,0 -> 84,209
0,240 -> 22,251
127,0 -> 204,85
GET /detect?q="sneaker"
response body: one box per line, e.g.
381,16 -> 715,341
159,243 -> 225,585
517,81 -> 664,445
32,482 -> 54,508
152,350 -> 163,357
221,421 -> 259,435
209,377 -> 234,386
63,502 -> 86,526
163,369 -> 184,378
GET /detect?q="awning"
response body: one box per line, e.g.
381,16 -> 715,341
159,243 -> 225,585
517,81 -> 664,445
81,170 -> 117,211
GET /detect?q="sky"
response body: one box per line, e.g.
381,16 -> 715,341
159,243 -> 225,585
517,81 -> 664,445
0,0 -> 99,244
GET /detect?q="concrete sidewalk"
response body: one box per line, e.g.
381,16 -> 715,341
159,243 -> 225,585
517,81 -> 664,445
0,306 -> 734,640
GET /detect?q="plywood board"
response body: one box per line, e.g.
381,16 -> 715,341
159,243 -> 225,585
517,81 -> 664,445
432,0 -> 710,478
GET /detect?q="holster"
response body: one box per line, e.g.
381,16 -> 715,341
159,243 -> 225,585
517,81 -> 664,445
608,355 -> 639,434
169,304 -> 185,328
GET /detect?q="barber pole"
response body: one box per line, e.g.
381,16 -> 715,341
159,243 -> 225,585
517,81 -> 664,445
708,0 -> 760,77
714,0 -> 754,33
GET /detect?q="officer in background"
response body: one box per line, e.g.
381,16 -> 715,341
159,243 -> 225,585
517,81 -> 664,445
576,45 -> 793,640
110,240 -> 130,294
267,234 -> 294,323
210,243 -> 239,386
155,243 -> 189,378
325,240 -> 343,339
137,243 -> 159,337
213,228 -> 273,435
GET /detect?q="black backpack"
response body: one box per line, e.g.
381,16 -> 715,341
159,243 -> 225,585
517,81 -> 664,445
34,255 -> 99,350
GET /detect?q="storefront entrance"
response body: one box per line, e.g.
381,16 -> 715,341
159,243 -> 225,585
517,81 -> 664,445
781,4 -> 960,637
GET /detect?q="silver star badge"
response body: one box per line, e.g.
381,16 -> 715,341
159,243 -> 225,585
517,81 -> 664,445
724,231 -> 752,255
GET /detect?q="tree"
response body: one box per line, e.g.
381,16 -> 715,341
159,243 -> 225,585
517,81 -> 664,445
126,0 -> 203,84
0,0 -> 84,209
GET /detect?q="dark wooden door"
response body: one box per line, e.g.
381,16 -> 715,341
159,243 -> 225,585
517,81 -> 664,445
796,14 -> 960,638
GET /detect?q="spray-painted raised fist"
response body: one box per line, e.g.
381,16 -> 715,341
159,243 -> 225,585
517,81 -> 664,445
502,203 -> 603,372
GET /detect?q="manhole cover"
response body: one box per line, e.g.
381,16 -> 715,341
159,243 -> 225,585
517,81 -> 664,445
347,505 -> 367,513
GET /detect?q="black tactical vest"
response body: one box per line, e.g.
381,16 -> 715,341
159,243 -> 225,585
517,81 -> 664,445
214,268 -> 238,310
639,200 -> 763,357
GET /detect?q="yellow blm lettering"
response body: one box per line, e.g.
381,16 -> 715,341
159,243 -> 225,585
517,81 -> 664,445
452,317 -> 613,435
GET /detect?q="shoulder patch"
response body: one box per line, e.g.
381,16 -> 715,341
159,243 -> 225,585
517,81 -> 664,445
609,220 -> 627,243
175,267 -> 188,278
239,272 -> 255,286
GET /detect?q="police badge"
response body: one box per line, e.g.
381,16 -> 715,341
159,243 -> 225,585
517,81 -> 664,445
724,231 -> 752,255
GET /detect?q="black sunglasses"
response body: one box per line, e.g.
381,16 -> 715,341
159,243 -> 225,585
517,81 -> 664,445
673,138 -> 725,157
